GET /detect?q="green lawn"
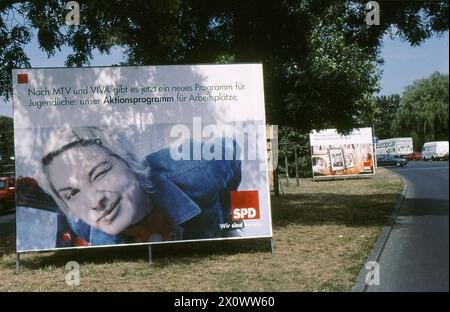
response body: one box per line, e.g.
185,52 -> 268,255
0,168 -> 402,291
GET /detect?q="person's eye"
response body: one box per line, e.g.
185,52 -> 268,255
92,161 -> 112,181
65,189 -> 79,200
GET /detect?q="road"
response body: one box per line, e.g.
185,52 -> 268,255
367,160 -> 449,291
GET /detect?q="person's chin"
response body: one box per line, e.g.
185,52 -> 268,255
98,210 -> 142,235
95,216 -> 127,235
98,223 -> 125,236
95,208 -> 129,235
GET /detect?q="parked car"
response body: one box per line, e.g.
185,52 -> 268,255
404,151 -> 422,161
376,155 -> 408,167
0,176 -> 15,211
422,141 -> 449,160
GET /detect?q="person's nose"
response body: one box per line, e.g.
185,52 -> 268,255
90,190 -> 108,212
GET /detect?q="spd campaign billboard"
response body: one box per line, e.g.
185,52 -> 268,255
13,64 -> 272,252
309,128 -> 375,178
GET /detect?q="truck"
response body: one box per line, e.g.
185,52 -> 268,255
375,137 -> 413,157
0,176 -> 15,211
421,141 -> 449,160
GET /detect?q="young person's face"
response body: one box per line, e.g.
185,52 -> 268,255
46,144 -> 149,235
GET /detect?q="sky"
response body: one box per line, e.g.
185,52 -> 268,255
379,32 -> 449,95
0,31 -> 448,117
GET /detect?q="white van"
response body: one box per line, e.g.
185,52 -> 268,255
421,141 -> 449,160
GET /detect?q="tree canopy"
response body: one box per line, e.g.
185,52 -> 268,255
362,94 -> 401,140
393,72 -> 449,150
0,116 -> 14,168
1,0 -> 448,131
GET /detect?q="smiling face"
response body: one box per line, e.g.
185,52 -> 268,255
45,144 -> 150,235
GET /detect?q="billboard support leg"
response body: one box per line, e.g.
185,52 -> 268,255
274,169 -> 279,196
294,145 -> 299,186
270,238 -> 275,256
148,246 -> 153,264
278,173 -> 285,195
284,153 -> 289,186
16,253 -> 20,274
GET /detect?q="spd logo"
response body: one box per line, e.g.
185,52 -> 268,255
231,190 -> 260,221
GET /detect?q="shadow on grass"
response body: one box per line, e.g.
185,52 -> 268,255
2,189 -> 409,269
272,191 -> 448,229
271,192 -> 400,228
10,194 -> 445,271
4,237 -> 272,270
1,191 -> 400,269
0,210 -> 15,217
0,234 -> 15,258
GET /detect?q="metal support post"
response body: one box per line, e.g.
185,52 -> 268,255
284,153 -> 289,186
148,245 -> 153,264
294,146 -> 299,186
16,253 -> 20,274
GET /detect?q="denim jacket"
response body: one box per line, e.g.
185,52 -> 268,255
66,138 -> 241,246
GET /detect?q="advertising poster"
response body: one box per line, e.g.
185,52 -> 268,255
13,64 -> 272,252
375,137 -> 413,156
309,128 -> 375,178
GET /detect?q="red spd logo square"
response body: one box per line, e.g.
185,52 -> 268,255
231,190 -> 260,221
17,73 -> 28,84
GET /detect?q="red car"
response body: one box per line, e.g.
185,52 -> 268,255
0,176 -> 15,211
404,152 -> 422,161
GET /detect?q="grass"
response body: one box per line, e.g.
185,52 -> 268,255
0,168 -> 402,291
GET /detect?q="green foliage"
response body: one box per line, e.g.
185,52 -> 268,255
393,72 -> 449,150
0,116 -> 14,169
0,1 -> 448,132
282,3 -> 382,131
363,94 -> 401,140
278,126 -> 311,178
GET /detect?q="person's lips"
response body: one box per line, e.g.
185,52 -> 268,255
97,196 -> 121,223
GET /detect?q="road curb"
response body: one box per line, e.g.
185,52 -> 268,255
351,174 -> 408,292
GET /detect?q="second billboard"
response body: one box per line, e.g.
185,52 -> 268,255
310,128 -> 375,178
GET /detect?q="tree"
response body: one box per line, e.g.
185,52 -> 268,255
361,94 -> 401,140
393,72 -> 449,150
0,116 -> 14,168
374,94 -> 401,140
1,1 -> 448,132
278,126 -> 311,178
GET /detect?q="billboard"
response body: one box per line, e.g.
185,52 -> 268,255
375,137 -> 413,156
13,64 -> 272,252
309,128 -> 375,178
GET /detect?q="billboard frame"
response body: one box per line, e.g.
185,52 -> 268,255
12,63 -> 275,269
309,128 -> 376,181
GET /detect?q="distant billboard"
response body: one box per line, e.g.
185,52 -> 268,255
309,128 -> 375,178
375,137 -> 413,156
13,64 -> 272,252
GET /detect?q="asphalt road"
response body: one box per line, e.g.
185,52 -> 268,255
367,160 -> 449,292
